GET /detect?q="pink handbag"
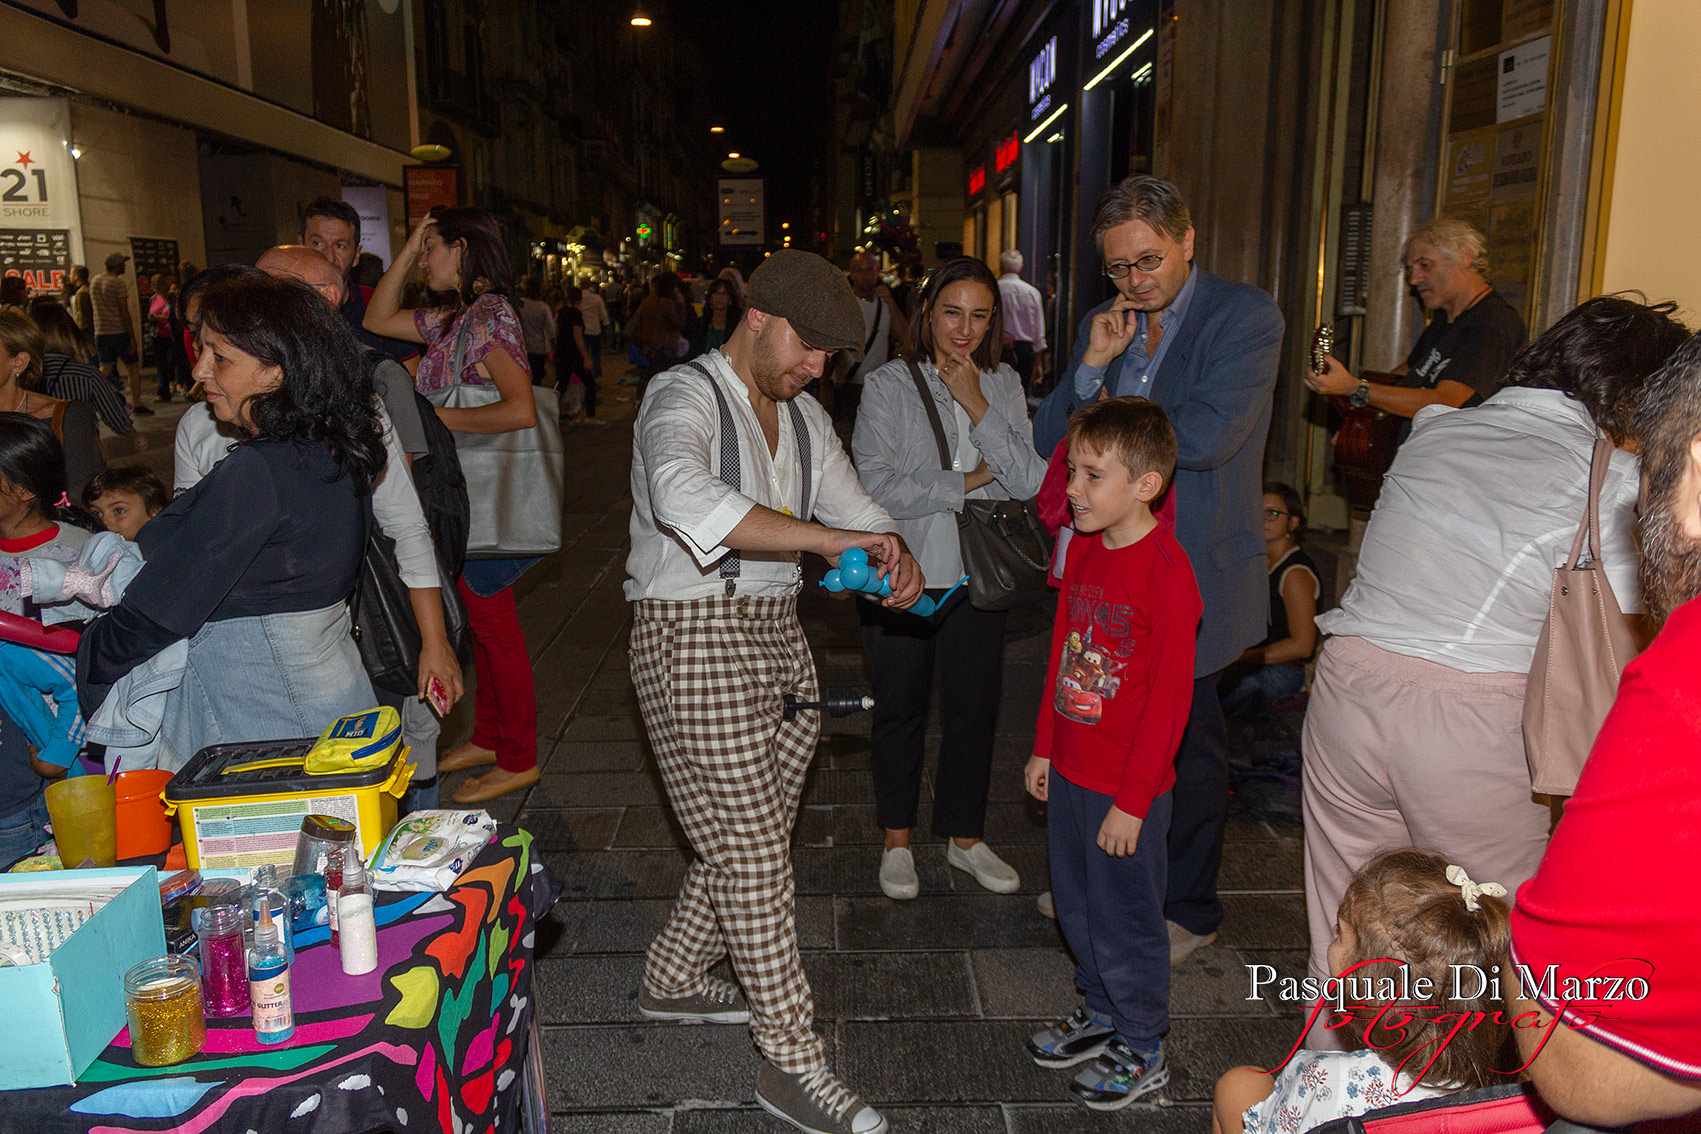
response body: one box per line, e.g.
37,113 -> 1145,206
1522,436 -> 1640,796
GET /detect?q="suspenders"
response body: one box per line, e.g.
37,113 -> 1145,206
685,360 -> 813,595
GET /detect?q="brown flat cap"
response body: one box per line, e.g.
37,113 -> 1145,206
746,249 -> 867,356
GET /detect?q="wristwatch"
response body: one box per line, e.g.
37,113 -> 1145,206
1348,380 -> 1371,409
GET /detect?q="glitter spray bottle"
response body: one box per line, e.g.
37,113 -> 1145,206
247,897 -> 295,1045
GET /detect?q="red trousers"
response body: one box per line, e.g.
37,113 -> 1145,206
457,577 -> 538,773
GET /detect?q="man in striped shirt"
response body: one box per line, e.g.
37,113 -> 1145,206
91,252 -> 151,416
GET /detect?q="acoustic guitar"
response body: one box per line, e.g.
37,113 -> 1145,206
1312,325 -> 1400,508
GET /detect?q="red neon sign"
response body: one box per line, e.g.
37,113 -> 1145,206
968,165 -> 986,195
995,132 -> 1020,173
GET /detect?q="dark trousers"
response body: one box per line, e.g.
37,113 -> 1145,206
1164,671 -> 1230,935
1012,340 -> 1036,387
859,592 -> 1006,837
1050,772 -> 1172,1046
528,353 -> 548,386
585,332 -> 603,377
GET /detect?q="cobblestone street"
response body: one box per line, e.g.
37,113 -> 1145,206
420,364 -> 1310,1131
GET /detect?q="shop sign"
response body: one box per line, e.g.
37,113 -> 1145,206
0,229 -> 70,294
0,97 -> 83,288
719,178 -> 764,245
1028,37 -> 1057,122
1090,0 -> 1134,60
341,185 -> 393,267
995,132 -> 1020,174
968,165 -> 986,196
404,166 -> 459,230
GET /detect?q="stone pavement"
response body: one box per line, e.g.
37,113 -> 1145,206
426,363 -> 1311,1132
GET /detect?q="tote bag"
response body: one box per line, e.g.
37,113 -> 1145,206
425,305 -> 565,559
1523,436 -> 1640,796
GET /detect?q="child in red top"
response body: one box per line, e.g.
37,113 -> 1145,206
1023,397 -> 1201,1111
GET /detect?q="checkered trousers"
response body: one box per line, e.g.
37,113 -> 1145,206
629,592 -> 825,1073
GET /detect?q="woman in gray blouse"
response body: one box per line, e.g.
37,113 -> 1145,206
852,257 -> 1049,901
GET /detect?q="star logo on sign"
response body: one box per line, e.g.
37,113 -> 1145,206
15,152 -> 32,168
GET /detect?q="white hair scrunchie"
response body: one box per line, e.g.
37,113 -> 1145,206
1445,864 -> 1507,912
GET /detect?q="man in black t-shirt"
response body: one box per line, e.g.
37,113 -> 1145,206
1306,217 -> 1526,425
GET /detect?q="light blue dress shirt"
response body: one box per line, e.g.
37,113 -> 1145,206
1073,264 -> 1199,399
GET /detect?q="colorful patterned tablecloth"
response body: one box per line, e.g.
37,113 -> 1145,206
4,824 -> 558,1133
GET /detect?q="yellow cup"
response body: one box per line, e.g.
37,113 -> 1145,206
45,777 -> 118,868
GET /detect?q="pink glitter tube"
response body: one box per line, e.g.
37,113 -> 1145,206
197,904 -> 251,1018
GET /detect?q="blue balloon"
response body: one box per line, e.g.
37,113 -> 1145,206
840,561 -> 871,590
876,574 -> 893,596
910,595 -> 937,617
839,547 -> 868,569
822,569 -> 844,592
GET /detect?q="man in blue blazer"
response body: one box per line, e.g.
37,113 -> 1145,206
1034,176 -> 1283,963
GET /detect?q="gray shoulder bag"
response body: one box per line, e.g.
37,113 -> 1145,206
424,302 -> 565,559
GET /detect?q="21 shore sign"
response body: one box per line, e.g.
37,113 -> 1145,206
0,97 -> 84,293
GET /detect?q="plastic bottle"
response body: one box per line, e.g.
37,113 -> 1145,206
325,846 -> 344,947
336,850 -> 379,976
242,864 -> 293,961
247,897 -> 294,1045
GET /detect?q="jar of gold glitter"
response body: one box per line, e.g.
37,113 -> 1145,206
124,955 -> 207,1066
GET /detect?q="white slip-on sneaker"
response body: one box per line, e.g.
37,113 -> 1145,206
878,847 -> 919,900
947,840 -> 1020,894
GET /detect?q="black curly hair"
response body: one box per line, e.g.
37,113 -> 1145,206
194,275 -> 386,492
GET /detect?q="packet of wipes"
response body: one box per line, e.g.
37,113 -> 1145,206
368,810 -> 497,891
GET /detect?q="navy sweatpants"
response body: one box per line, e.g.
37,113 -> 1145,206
1048,772 -> 1173,1046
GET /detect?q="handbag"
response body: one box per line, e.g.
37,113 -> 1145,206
905,361 -> 1053,611
1522,436 -> 1640,796
350,528 -> 423,697
426,303 -> 566,559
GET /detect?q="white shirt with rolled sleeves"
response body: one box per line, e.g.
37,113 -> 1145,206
625,350 -> 897,601
1316,386 -> 1643,673
998,273 -> 1046,350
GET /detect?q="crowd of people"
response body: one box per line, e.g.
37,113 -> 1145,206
1,166 -> 1699,1134
621,175 -> 1701,1134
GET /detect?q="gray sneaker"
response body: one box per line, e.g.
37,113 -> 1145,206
637,977 -> 750,1024
1069,1038 -> 1169,1110
1026,1006 -> 1114,1068
756,1063 -> 888,1134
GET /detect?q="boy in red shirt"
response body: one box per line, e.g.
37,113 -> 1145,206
1024,397 -> 1202,1110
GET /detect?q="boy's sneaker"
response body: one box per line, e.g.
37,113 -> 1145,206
636,977 -> 750,1024
1025,1006 -> 1115,1068
756,1063 -> 888,1134
1069,1038 -> 1169,1110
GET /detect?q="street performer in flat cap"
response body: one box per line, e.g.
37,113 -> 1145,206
625,249 -> 923,1134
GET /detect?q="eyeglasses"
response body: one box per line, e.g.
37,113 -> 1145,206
1264,508 -> 1291,520
1104,252 -> 1168,279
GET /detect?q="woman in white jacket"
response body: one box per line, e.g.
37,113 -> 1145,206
853,257 -> 1049,901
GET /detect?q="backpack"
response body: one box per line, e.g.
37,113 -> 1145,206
350,352 -> 472,695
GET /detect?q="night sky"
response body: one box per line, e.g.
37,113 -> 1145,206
699,0 -> 840,241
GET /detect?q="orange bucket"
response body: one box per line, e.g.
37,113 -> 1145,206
115,770 -> 175,859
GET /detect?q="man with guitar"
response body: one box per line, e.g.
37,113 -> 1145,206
1305,218 -> 1525,428
1033,176 -> 1283,967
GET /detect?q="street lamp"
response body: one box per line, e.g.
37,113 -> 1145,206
710,125 -> 724,134
630,12 -> 652,27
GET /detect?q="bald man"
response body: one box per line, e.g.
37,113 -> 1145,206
175,246 -> 464,805
253,245 -> 429,457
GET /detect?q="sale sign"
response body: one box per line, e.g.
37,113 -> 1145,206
0,98 -> 84,291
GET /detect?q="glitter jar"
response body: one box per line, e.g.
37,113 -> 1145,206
124,955 -> 206,1066
196,903 -> 251,1018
